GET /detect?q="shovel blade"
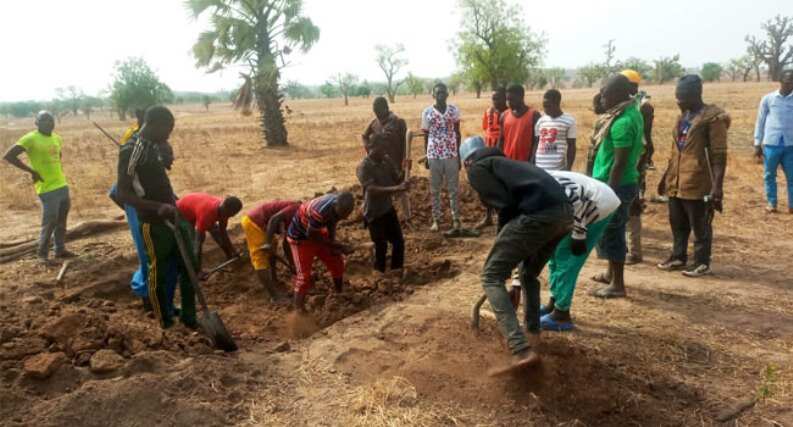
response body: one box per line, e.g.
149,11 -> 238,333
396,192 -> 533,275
199,311 -> 238,352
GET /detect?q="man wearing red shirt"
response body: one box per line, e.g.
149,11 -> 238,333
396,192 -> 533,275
176,193 -> 242,274
498,84 -> 542,162
241,199 -> 301,301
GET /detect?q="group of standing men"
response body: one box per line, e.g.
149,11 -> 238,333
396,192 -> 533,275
4,69 -> 792,367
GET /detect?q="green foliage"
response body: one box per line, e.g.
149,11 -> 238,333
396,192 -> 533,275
745,15 -> 793,81
187,0 -> 320,146
454,0 -> 545,90
701,63 -> 723,82
110,57 -> 173,120
576,63 -> 605,88
355,80 -> 371,98
544,67 -> 567,89
319,82 -> 337,98
0,101 -> 45,118
616,57 -> 653,81
55,86 -> 85,116
404,73 -> 424,98
375,44 -> 408,103
653,54 -> 685,84
284,80 -> 314,99
332,73 -> 359,106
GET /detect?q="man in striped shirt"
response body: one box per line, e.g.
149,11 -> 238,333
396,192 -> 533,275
286,192 -> 354,313
537,171 -> 620,331
533,89 -> 577,171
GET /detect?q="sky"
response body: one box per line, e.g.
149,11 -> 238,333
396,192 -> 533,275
0,0 -> 788,102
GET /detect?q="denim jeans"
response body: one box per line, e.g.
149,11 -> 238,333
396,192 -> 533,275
597,184 -> 638,262
481,204 -> 573,355
763,145 -> 793,208
38,186 -> 70,258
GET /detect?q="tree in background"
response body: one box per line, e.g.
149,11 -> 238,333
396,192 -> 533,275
403,73 -> 424,99
724,56 -> 754,81
356,80 -> 371,98
544,67 -> 566,89
202,94 -> 212,111
319,82 -> 337,99
653,55 -> 685,84
616,57 -> 653,81
701,63 -> 723,82
55,86 -> 84,117
110,57 -> 173,121
375,44 -> 407,103
454,0 -> 545,91
188,0 -> 320,147
284,80 -> 313,99
576,63 -> 605,88
80,96 -> 104,120
745,15 -> 793,81
443,73 -> 464,97
332,73 -> 358,106
602,39 -> 617,74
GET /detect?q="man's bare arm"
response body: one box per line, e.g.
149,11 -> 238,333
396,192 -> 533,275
3,145 -> 41,181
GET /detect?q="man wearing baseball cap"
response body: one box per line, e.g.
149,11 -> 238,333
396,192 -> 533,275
459,136 -> 572,375
620,69 -> 656,265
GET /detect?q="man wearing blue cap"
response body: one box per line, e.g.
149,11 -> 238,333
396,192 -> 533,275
459,136 -> 572,374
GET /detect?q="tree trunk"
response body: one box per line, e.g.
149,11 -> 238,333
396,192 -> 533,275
254,68 -> 288,147
344,94 -> 349,106
475,88 -> 482,99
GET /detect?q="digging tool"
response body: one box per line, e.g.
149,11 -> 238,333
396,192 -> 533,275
202,255 -> 244,280
56,261 -> 72,285
90,121 -> 121,147
471,293 -> 488,330
256,244 -> 296,275
402,130 -> 425,222
166,219 -> 237,352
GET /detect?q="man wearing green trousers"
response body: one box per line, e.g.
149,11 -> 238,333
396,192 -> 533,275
539,171 -> 621,331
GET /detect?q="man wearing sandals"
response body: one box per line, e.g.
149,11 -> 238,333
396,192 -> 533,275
588,75 -> 644,299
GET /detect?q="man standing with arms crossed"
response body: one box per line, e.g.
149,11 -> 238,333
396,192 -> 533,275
4,111 -> 75,264
422,82 -> 462,232
754,70 -> 793,214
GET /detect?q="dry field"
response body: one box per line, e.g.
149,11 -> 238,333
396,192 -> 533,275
1,81 -> 792,426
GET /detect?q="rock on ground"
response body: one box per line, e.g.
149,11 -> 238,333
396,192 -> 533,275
23,352 -> 66,379
89,349 -> 125,374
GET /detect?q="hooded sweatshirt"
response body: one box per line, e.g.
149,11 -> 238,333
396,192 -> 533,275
466,147 -> 570,229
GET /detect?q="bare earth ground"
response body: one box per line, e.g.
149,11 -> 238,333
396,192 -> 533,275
1,82 -> 792,426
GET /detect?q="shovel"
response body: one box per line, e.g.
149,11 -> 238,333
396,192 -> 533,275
202,255 -> 244,280
166,220 -> 238,352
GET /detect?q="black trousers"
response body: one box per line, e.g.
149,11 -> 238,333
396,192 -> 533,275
668,197 -> 712,266
367,209 -> 405,272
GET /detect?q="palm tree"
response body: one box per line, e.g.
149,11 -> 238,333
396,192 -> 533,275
186,0 -> 320,147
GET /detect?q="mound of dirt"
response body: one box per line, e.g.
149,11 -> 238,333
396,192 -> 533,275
0,176 -> 489,426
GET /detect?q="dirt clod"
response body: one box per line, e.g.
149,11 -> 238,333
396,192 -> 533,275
89,349 -> 125,374
23,352 -> 66,379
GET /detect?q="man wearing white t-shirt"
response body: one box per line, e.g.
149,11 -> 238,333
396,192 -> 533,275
533,89 -> 577,171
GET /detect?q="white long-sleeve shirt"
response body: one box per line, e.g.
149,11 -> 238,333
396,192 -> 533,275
548,171 -> 621,240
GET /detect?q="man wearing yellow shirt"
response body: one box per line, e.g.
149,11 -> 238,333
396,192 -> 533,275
3,111 -> 75,263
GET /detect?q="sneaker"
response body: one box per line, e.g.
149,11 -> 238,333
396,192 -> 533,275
657,258 -> 686,271
682,264 -> 711,278
766,205 -> 778,213
430,220 -> 439,232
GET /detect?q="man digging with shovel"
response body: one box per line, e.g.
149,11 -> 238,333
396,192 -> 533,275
116,106 -> 198,330
240,199 -> 301,301
460,136 -> 573,375
286,192 -> 355,313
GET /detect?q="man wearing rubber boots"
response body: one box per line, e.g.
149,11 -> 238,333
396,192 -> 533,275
460,136 -> 573,374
